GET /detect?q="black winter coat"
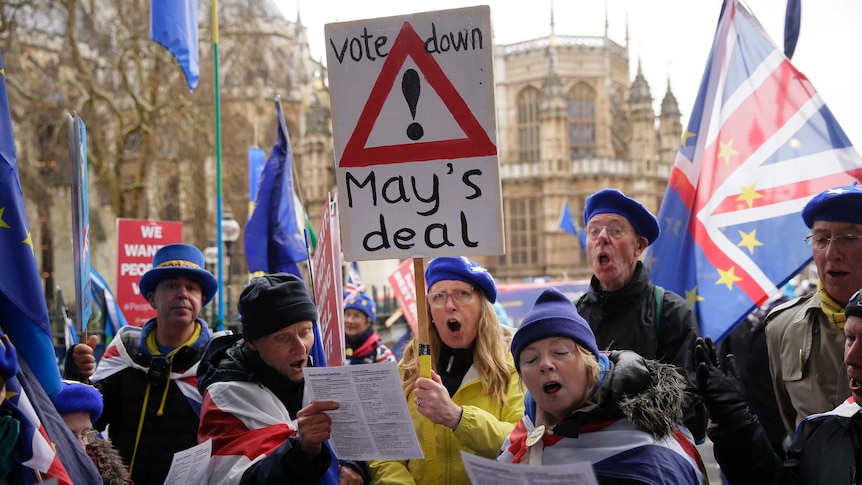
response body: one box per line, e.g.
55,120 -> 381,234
577,261 -> 707,442
711,403 -> 862,484
92,321 -> 212,485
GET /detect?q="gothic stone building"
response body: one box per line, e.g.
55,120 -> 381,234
466,20 -> 682,282
313,17 -> 683,287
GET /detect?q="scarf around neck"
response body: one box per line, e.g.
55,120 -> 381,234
819,281 -> 847,330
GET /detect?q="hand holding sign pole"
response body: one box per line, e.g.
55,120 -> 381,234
412,257 -> 437,485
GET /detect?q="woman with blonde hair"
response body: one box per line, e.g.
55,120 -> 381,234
370,256 -> 524,484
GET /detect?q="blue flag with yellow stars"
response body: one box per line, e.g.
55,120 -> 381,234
0,49 -> 62,397
645,0 -> 862,342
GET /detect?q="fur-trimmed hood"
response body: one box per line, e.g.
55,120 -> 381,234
614,359 -> 686,438
87,439 -> 134,484
524,355 -> 686,440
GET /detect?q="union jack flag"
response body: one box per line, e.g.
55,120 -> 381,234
646,0 -> 862,342
343,261 -> 365,300
5,373 -> 73,484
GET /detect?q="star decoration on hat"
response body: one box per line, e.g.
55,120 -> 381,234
462,256 -> 490,275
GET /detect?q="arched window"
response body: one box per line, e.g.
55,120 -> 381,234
568,83 -> 596,159
517,88 -> 540,163
498,197 -> 539,268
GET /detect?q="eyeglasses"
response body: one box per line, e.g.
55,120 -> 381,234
78,430 -> 98,445
803,233 -> 862,251
427,288 -> 475,307
586,224 -> 630,240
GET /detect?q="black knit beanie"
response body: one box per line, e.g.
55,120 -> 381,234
238,273 -> 318,341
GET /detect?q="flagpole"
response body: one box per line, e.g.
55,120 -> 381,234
213,0 -> 225,331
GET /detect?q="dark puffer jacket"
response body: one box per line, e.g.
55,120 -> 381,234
577,261 -> 707,442
197,333 -> 369,484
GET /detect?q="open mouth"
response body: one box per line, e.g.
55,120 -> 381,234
850,375 -> 861,393
447,320 -> 462,333
290,359 -> 305,369
598,252 -> 610,265
543,381 -> 562,394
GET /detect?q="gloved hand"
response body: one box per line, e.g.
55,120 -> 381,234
600,350 -> 650,406
695,337 -> 752,431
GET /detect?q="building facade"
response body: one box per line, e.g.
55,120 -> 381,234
473,16 -> 680,281
4,2 -> 682,327
303,13 -> 683,286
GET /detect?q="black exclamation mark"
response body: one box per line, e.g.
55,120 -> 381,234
402,69 -> 423,141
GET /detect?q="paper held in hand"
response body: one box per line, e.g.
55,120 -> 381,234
303,361 -> 423,461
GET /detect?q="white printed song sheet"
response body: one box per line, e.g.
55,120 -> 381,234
461,451 -> 599,485
164,439 -> 212,485
303,361 -> 423,461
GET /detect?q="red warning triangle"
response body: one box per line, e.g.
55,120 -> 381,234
339,22 -> 497,168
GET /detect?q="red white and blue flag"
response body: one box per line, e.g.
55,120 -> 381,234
343,261 -> 365,300
499,416 -> 706,484
5,374 -> 73,484
91,326 -> 209,416
646,0 -> 862,342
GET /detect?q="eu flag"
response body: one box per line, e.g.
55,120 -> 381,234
150,0 -> 199,92
645,0 -> 862,342
0,50 -> 61,397
558,201 -> 587,252
244,100 -> 308,277
90,267 -> 128,343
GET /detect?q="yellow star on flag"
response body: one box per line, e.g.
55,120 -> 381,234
718,139 -> 739,165
737,229 -> 763,254
0,207 -> 8,229
644,253 -> 658,272
686,286 -> 705,308
680,129 -> 696,147
23,231 -> 35,256
715,266 -> 743,291
736,183 -> 764,208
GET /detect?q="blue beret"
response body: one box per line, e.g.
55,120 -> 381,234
801,183 -> 862,228
51,379 -> 103,421
511,288 -> 599,373
344,292 -> 376,321
584,188 -> 660,245
425,257 -> 497,303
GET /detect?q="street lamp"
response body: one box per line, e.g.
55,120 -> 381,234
221,213 -> 241,326
203,241 -> 219,323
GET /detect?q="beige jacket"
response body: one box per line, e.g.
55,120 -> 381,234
765,291 -> 849,437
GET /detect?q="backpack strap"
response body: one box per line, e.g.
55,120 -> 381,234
654,285 -> 664,337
